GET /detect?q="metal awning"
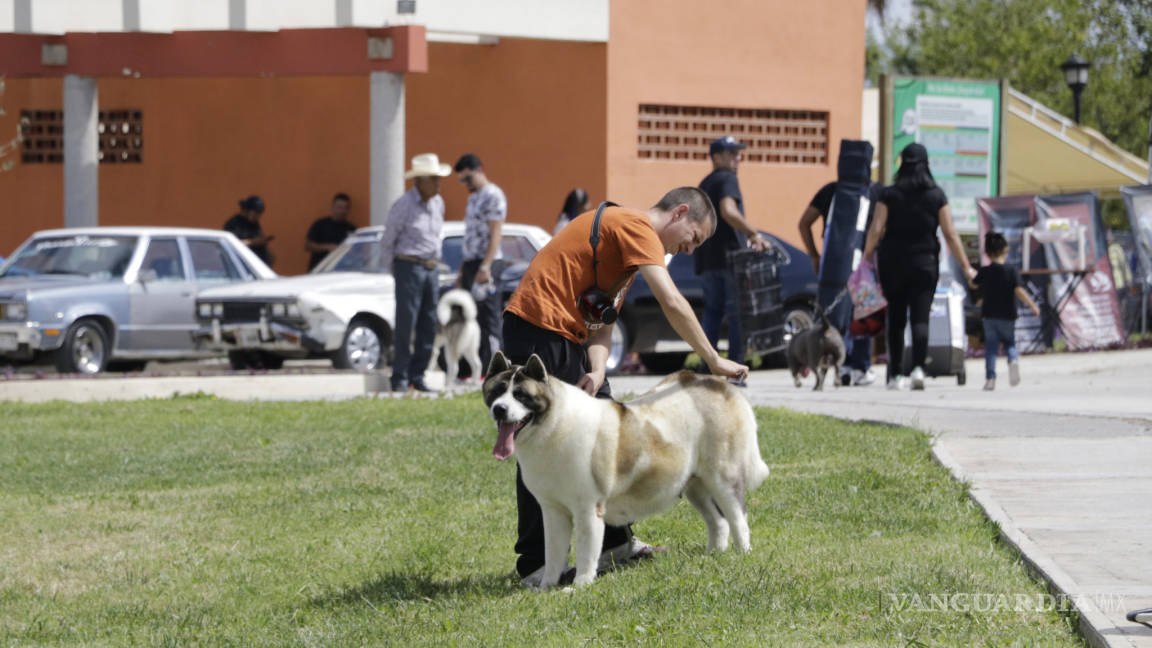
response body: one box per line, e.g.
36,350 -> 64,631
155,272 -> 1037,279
1004,88 -> 1147,199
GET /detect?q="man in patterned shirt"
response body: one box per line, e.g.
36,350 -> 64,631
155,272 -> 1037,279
381,153 -> 451,392
453,153 -> 507,373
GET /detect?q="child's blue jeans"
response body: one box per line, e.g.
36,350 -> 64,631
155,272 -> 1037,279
983,318 -> 1018,379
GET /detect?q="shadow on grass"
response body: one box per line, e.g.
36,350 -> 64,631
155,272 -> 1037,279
310,569 -> 516,608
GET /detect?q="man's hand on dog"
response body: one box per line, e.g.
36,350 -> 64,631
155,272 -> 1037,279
577,368 -> 607,395
709,357 -> 749,383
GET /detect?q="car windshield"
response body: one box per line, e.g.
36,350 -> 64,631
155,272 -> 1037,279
313,234 -> 469,275
315,238 -> 388,274
0,235 -> 137,279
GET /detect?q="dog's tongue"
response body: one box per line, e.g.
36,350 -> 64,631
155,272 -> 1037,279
493,422 -> 517,461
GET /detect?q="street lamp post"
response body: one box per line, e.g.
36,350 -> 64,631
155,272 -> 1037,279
1060,54 -> 1090,124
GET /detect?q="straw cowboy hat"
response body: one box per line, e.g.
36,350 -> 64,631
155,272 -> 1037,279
404,153 -> 452,179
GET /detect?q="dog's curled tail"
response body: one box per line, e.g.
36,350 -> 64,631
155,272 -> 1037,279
437,288 -> 478,326
739,398 -> 770,491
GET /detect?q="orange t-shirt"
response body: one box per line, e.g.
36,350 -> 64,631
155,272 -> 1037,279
506,206 -> 666,344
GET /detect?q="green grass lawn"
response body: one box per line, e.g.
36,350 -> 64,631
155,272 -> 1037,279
0,394 -> 1082,647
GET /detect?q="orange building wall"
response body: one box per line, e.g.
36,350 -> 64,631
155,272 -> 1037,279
0,76 -> 370,275
405,38 -> 608,232
606,0 -> 867,247
0,78 -> 64,257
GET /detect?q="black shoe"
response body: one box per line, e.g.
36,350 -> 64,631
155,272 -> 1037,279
409,378 -> 439,393
390,382 -> 408,393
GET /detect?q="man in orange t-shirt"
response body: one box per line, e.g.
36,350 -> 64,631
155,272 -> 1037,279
501,186 -> 750,587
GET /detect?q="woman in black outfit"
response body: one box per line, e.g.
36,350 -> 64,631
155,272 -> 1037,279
863,143 -> 974,390
553,188 -> 590,235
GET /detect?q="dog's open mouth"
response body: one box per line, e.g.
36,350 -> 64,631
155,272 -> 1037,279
492,415 -> 532,461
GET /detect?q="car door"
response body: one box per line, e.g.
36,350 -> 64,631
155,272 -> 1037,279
125,236 -> 197,352
187,237 -> 247,286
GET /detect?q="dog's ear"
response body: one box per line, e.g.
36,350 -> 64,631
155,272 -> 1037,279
523,354 -> 548,382
487,351 -> 511,377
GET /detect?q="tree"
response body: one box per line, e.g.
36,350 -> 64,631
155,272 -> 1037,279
872,0 -> 1152,158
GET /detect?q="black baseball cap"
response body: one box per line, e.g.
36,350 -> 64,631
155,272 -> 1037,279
901,142 -> 928,164
240,195 -> 265,213
709,136 -> 747,155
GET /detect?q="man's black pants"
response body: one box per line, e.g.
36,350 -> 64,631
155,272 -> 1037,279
500,312 -> 631,578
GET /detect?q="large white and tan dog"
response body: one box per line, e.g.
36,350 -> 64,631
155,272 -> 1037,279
483,351 -> 769,589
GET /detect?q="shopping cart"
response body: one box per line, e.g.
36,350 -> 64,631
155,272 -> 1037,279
728,244 -> 791,357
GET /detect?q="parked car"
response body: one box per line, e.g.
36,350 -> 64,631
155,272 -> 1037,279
0,227 -> 274,374
193,222 -> 552,371
617,232 -> 819,373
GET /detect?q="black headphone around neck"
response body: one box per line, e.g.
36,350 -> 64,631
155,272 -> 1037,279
589,200 -> 618,290
579,201 -> 621,325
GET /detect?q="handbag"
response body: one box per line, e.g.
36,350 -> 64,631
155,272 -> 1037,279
847,257 -> 887,319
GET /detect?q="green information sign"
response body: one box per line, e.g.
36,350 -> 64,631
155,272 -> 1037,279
890,77 -> 1002,233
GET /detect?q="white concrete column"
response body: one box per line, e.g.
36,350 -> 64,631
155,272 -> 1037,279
64,75 -> 99,228
229,0 -> 246,30
335,0 -> 353,26
370,71 -> 405,227
123,0 -> 140,30
14,0 -> 31,32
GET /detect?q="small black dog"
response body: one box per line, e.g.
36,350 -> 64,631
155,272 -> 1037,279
786,309 -> 846,391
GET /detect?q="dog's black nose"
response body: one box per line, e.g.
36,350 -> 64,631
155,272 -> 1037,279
492,403 -> 507,421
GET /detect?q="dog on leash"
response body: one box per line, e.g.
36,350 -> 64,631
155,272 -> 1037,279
483,351 -> 769,589
432,289 -> 482,386
786,308 -> 846,391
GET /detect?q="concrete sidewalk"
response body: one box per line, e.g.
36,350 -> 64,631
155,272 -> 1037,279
2,349 -> 1150,646
615,349 -> 1152,648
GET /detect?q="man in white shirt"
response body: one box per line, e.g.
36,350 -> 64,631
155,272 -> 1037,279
454,153 -> 507,374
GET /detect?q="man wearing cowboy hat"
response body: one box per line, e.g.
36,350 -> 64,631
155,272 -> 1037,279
381,153 -> 452,392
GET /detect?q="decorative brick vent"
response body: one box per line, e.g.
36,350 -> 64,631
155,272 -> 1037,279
20,109 -> 143,164
637,104 -> 828,165
20,109 -> 63,164
97,110 -> 143,164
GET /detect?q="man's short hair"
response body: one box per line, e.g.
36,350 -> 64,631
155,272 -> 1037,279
653,186 -> 716,232
454,153 -> 482,173
332,192 -> 350,203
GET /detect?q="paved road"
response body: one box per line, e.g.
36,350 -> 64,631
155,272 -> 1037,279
2,349 -> 1150,646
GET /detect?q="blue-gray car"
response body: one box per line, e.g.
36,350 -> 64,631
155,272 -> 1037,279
0,227 -> 275,374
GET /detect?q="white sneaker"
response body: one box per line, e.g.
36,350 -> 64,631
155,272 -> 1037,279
1009,361 -> 1021,386
910,366 -> 926,391
852,368 -> 877,386
887,376 -> 907,390
983,379 -> 995,391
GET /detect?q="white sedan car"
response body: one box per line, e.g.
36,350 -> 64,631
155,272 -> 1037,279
193,222 -> 552,371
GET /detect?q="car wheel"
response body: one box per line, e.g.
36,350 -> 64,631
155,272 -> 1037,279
53,318 -> 110,375
333,318 -> 382,371
638,352 -> 689,374
605,318 -> 629,374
